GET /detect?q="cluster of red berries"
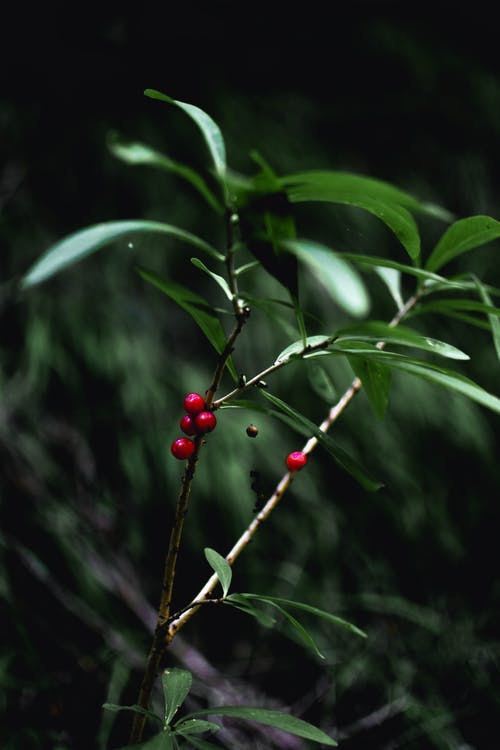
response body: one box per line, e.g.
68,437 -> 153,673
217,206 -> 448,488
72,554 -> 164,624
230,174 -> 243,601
170,393 -> 217,460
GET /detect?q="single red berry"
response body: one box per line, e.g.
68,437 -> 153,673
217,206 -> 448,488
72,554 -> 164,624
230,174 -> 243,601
286,451 -> 307,471
184,392 -> 205,415
171,437 -> 195,460
194,410 -> 217,433
180,414 -> 198,436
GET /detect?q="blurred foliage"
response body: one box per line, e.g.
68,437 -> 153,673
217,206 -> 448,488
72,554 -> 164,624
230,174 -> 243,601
2,6 -> 500,750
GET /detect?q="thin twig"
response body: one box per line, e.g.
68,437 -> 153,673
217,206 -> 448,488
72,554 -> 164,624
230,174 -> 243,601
167,293 -> 421,640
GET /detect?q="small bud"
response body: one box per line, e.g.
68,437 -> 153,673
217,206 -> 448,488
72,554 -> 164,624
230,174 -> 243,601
246,424 -> 259,438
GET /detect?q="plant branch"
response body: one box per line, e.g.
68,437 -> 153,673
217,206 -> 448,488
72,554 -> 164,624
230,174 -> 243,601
166,293 -> 421,640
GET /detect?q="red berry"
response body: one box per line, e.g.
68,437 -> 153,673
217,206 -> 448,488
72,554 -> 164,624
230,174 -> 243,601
171,437 -> 195,460
286,451 -> 307,471
184,392 -> 205,415
194,410 -> 217,433
180,414 -> 197,436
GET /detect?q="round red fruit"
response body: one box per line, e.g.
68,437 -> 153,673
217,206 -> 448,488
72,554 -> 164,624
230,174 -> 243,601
184,392 -> 205,415
286,451 -> 307,471
180,414 -> 197,436
171,437 -> 195,460
194,411 -> 217,433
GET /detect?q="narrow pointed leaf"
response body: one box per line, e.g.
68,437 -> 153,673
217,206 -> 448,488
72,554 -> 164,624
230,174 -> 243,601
102,703 -> 162,723
259,390 -> 384,491
408,304 -> 492,331
425,215 -> 500,272
280,172 -> 422,262
474,276 -> 500,361
335,321 -> 470,360
183,738 -> 222,750
21,221 -> 223,289
374,267 -> 404,308
138,267 -> 238,382
307,364 -> 337,403
338,252 -> 454,286
191,258 -> 233,300
236,593 -> 367,639
145,89 -> 226,179
280,170 -> 451,219
282,239 -> 370,317
115,732 -> 174,750
224,594 -> 278,627
243,597 -> 326,659
204,548 -> 232,598
162,668 -> 193,726
107,133 -> 223,212
182,706 -> 337,746
275,335 -> 333,364
174,718 -> 220,736
341,350 -> 500,416
348,356 -> 392,420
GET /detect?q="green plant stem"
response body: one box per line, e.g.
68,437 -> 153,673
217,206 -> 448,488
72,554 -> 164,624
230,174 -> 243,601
166,293 -> 421,640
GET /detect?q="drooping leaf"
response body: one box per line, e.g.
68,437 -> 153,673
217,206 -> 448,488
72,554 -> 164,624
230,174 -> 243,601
173,718 -> 220,736
307,364 -> 337,403
334,321 -> 470,360
473,276 -> 500,362
182,706 -> 337,746
408,304 -> 492,331
280,170 -> 452,220
235,593 -> 367,639
144,89 -> 226,180
191,258 -> 233,300
107,132 -> 223,213
275,335 -> 333,364
162,668 -> 193,726
338,252 -> 454,286
280,171 -> 422,262
21,221 -> 224,289
102,703 -> 162,724
138,267 -> 238,382
282,240 -> 370,317
425,215 -> 500,272
258,390 -> 384,491
348,356 -> 392,420
373,266 -> 404,309
340,350 -> 500,416
224,594 -> 278,627
204,548 -> 232,598
229,595 -> 325,659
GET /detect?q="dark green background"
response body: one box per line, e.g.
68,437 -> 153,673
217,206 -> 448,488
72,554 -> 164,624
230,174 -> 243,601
2,4 -> 500,749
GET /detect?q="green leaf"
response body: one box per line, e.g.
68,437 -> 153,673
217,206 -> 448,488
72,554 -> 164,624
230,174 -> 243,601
307,364 -> 337,404
280,171 -> 422,262
182,706 -> 337,746
107,132 -> 223,213
473,276 -> 500,362
204,548 -> 232,598
102,703 -> 162,724
343,351 -> 500,416
138,267 -> 238,382
282,239 -> 370,317
162,668 -> 193,726
115,732 -> 174,750
275,335 -> 333,364
373,267 -> 404,309
21,221 -> 224,289
144,89 -> 226,180
191,258 -> 233,300
224,594 -> 278,627
408,304 -> 493,331
425,215 -> 500,272
335,321 -> 470,360
348,356 -> 392,420
338,252 -> 454,286
258,390 -> 384,491
236,593 -> 367,639
174,718 -> 220,736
